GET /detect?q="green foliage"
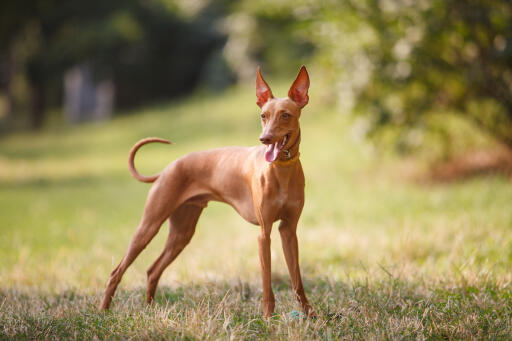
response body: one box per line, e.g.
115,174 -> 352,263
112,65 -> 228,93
350,0 -> 512,150
236,1 -> 315,75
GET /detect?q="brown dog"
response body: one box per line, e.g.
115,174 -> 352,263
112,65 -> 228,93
100,66 -> 314,317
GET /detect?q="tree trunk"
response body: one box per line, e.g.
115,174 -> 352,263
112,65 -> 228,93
30,80 -> 45,129
2,51 -> 15,117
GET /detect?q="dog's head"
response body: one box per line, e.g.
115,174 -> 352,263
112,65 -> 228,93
256,66 -> 310,163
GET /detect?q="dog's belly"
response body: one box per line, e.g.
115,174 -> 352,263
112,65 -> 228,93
183,192 -> 259,225
224,198 -> 259,225
205,186 -> 259,225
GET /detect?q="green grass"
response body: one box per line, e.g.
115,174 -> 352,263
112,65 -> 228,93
1,84 -> 512,339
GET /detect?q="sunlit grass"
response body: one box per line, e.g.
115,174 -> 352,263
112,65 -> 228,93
1,84 -> 512,338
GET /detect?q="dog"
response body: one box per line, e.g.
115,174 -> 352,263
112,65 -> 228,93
100,66 -> 314,317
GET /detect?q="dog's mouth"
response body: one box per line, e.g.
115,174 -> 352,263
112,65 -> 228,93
265,134 -> 289,163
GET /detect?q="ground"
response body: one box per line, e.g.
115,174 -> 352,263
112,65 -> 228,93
1,84 -> 511,339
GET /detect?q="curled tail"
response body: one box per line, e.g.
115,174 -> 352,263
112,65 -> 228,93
128,137 -> 172,183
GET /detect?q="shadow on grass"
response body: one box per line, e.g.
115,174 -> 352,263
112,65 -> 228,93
2,276 -> 511,339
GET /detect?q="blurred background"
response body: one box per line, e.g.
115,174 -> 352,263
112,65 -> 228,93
1,0 -> 512,337
1,0 -> 511,161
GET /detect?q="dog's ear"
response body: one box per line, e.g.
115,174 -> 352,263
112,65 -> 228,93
256,67 -> 273,108
288,65 -> 310,108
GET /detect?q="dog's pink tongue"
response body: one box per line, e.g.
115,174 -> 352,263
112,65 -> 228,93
265,142 -> 282,162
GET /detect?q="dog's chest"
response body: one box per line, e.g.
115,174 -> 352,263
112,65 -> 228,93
255,164 -> 304,220
262,172 -> 293,208
269,186 -> 288,208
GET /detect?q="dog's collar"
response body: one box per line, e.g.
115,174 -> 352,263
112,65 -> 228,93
273,152 -> 300,166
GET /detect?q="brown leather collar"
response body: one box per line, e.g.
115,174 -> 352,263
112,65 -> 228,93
273,151 -> 300,166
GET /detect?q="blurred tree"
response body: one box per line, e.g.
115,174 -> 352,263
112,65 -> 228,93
349,0 -> 512,151
4,0 -> 511,150
0,0 -> 225,129
0,0 -> 42,125
221,0 -> 315,81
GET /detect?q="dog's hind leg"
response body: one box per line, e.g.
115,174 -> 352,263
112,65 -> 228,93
145,202 -> 204,303
100,182 -> 182,310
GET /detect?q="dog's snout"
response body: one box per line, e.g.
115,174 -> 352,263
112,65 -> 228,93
259,134 -> 272,144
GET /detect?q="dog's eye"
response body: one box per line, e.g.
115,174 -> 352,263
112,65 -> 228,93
281,112 -> 289,119
260,113 -> 266,119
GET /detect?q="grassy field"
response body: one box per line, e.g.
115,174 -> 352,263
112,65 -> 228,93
1,83 -> 512,339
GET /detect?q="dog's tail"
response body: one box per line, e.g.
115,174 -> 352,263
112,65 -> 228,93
128,137 -> 172,183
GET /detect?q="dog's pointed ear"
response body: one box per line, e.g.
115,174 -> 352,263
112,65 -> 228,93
288,65 -> 310,108
256,67 -> 273,108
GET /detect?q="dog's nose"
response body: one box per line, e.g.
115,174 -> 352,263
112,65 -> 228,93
259,134 -> 272,144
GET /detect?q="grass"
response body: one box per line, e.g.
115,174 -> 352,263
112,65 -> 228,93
1,83 -> 512,339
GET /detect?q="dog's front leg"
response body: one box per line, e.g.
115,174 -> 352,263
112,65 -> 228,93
278,218 -> 315,316
257,223 -> 275,318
